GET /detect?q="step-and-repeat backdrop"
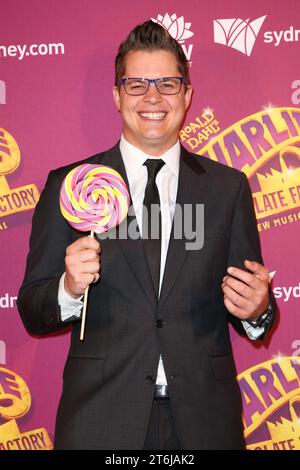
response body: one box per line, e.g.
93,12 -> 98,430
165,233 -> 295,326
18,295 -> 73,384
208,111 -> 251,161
1,0 -> 299,450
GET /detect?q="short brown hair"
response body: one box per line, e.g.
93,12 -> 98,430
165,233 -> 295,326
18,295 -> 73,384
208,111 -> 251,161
114,20 -> 190,86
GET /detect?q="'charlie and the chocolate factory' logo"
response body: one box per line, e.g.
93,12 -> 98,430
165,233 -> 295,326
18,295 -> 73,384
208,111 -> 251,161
0,367 -> 53,450
239,356 -> 300,450
0,127 -> 39,230
181,107 -> 300,231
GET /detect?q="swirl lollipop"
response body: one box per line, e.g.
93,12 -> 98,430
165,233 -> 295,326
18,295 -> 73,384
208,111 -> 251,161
60,163 -> 130,340
60,164 -> 130,233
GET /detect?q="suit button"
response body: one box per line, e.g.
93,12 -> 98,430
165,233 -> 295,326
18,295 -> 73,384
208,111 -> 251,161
156,319 -> 165,328
145,375 -> 155,384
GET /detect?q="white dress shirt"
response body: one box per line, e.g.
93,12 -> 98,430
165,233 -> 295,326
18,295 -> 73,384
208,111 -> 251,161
58,136 -> 264,386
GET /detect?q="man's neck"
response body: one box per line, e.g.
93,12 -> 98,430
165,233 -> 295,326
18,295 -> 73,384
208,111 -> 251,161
122,135 -> 179,157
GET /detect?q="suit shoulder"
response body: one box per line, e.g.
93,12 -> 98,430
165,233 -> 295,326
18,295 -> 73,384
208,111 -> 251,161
183,147 -> 244,181
51,150 -> 108,179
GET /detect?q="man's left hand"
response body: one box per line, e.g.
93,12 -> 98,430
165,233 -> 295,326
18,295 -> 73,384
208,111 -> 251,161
222,260 -> 270,321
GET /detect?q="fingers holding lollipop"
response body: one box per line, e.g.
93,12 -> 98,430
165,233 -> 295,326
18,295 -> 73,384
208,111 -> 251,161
59,164 -> 130,340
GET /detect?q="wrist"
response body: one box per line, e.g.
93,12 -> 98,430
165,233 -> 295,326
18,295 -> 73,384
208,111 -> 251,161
247,304 -> 272,328
64,274 -> 82,300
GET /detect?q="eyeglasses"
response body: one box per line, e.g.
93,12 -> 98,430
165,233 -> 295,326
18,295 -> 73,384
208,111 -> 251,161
119,77 -> 186,96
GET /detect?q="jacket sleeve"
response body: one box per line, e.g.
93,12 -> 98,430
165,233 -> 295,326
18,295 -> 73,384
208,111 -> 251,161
17,169 -> 78,335
226,172 -> 277,339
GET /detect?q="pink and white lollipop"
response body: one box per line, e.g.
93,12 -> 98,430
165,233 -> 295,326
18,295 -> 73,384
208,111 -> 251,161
59,163 -> 130,340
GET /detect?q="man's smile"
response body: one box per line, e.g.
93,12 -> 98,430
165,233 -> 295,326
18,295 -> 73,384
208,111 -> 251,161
138,112 -> 167,121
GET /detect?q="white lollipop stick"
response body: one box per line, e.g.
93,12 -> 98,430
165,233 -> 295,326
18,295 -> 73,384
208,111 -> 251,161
80,230 -> 95,341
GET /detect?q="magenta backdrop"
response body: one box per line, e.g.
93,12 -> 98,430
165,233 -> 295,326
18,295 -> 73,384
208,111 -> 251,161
1,0 -> 299,450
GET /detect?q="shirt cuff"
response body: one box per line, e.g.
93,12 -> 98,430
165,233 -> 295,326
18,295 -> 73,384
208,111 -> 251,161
58,273 -> 83,321
242,320 -> 266,340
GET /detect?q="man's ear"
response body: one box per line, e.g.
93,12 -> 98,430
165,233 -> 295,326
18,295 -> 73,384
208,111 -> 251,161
113,86 -> 121,111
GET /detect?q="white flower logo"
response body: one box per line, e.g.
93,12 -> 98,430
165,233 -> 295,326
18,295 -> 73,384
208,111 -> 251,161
152,13 -> 194,44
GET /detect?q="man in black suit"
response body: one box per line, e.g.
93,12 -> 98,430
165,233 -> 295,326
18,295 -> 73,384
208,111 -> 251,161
17,21 -> 275,450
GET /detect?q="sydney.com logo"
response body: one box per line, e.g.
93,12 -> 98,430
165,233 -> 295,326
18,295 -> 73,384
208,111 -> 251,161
0,42 -> 64,61
214,15 -> 300,56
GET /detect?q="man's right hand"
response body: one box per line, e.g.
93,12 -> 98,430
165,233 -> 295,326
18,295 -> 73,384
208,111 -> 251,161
64,236 -> 101,298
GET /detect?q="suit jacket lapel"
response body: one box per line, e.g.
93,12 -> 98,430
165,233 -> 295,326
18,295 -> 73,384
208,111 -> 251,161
157,146 -> 207,313
96,143 -> 157,308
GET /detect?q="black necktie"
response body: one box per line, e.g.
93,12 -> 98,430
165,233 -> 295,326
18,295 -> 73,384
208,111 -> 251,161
142,159 -> 165,297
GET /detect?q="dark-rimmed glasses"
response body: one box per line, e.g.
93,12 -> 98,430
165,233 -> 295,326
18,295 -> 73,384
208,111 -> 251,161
119,77 -> 186,96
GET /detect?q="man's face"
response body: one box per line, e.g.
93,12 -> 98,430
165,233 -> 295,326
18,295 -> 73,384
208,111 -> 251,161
113,50 -> 193,156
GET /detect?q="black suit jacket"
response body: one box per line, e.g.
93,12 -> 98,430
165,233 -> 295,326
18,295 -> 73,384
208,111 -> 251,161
17,143 -> 275,449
